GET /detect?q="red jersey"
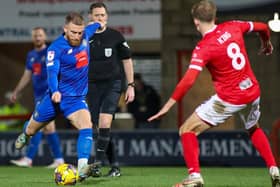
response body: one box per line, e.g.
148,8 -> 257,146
172,21 -> 270,105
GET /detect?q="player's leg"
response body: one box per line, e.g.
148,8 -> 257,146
174,95 -> 244,187
43,120 -> 64,168
64,96 -> 97,181
10,120 -> 42,167
174,112 -> 209,187
67,109 -> 94,181
240,97 -> 280,187
14,94 -> 56,150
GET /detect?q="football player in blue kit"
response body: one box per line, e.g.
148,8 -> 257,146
14,12 -> 102,181
10,27 -> 64,168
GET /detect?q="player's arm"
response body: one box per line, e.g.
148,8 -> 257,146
46,49 -> 61,103
85,22 -> 101,37
148,68 -> 200,121
252,22 -> 273,55
11,69 -> 32,103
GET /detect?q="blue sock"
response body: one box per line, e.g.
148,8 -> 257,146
26,131 -> 43,159
46,132 -> 63,159
77,128 -> 93,159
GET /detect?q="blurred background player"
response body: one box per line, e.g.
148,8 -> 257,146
9,27 -> 64,168
14,12 -> 101,181
148,1 -> 280,187
0,91 -> 28,131
127,73 -> 161,129
87,2 -> 135,177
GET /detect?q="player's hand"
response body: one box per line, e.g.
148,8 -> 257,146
51,91 -> 61,103
10,91 -> 18,103
148,98 -> 176,122
125,86 -> 135,104
148,107 -> 169,122
259,40 -> 273,55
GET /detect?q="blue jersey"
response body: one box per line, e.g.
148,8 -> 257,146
25,47 -> 48,101
46,23 -> 100,97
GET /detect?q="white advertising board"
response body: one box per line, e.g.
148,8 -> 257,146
0,0 -> 161,42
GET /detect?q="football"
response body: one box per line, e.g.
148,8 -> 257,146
54,163 -> 78,186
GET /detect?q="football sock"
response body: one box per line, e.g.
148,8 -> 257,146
95,128 -> 110,163
106,138 -> 119,167
26,131 -> 42,159
181,132 -> 200,174
46,132 -> 63,159
77,128 -> 93,159
78,158 -> 88,172
250,127 -> 276,168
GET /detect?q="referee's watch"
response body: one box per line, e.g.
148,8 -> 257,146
127,82 -> 135,88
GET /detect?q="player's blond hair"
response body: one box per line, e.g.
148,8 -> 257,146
65,12 -> 84,26
191,0 -> 216,22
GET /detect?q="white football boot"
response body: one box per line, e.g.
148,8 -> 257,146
270,166 -> 280,187
46,159 -> 65,169
173,173 -> 204,187
10,157 -> 32,167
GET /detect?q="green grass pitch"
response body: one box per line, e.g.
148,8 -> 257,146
0,166 -> 272,187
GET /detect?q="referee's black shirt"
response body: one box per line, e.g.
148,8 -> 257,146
88,27 -> 132,82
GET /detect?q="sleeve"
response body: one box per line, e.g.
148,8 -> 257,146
46,45 -> 60,93
229,20 -> 253,33
117,32 -> 132,60
171,46 -> 207,101
171,68 -> 200,101
252,22 -> 270,41
25,52 -> 32,70
85,22 -> 101,39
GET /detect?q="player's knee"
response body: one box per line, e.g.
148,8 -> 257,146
179,125 -> 195,135
79,121 -> 92,129
43,123 -> 55,134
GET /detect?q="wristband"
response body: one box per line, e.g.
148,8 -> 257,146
128,82 -> 135,87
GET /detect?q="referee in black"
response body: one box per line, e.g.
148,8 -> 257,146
87,2 -> 135,177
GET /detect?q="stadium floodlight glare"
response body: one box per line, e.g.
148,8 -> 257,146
268,12 -> 280,32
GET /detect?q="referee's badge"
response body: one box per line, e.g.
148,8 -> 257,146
105,48 -> 112,57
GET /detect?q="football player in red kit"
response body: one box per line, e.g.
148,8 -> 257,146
148,1 -> 279,187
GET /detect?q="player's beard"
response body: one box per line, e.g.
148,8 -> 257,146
66,35 -> 81,46
34,41 -> 44,48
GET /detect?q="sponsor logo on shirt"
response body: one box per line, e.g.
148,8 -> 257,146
75,51 -> 88,68
32,63 -> 42,75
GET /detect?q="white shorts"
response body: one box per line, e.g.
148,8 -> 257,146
195,94 -> 260,129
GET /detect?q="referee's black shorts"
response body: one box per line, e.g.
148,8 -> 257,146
87,79 -> 122,125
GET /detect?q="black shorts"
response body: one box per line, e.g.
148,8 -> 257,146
87,80 -> 122,125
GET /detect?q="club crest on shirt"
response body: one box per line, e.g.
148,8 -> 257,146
47,51 -> 55,61
105,48 -> 112,57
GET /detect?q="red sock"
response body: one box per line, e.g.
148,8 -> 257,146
250,128 -> 276,168
181,132 -> 200,174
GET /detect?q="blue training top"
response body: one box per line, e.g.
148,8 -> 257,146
26,47 -> 48,101
46,23 -> 100,97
